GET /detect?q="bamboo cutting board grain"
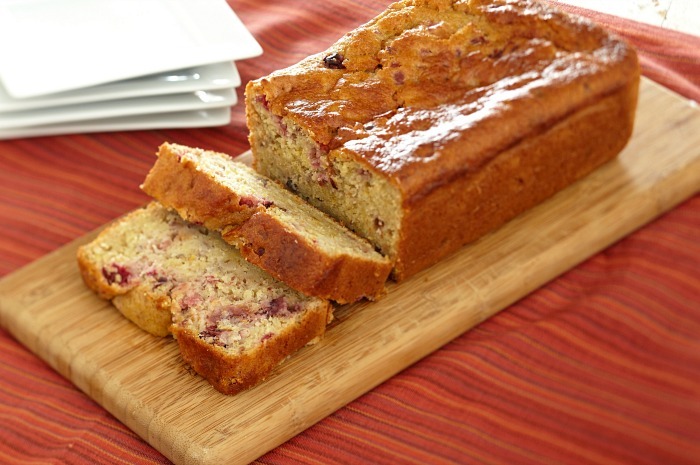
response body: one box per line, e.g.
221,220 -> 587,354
0,79 -> 699,465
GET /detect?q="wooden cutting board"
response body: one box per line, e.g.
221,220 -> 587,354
0,78 -> 698,465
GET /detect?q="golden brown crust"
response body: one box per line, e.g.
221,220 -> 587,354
173,301 -> 331,395
141,145 -> 254,232
229,213 -> 389,302
393,77 -> 639,278
143,143 -> 392,303
247,0 -> 638,173
112,289 -> 172,337
246,0 -> 640,280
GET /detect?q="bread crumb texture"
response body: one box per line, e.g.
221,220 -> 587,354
142,143 -> 392,303
77,202 -> 331,394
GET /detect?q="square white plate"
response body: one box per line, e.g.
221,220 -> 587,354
0,88 -> 237,129
0,0 -> 261,98
0,107 -> 232,140
0,61 -> 240,113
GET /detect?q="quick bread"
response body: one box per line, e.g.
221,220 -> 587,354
141,142 -> 392,303
245,0 -> 640,280
77,202 -> 332,394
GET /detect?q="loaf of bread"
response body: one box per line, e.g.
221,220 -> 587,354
77,202 -> 333,394
245,0 -> 640,280
141,142 -> 392,304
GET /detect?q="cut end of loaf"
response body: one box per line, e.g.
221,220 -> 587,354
77,202 -> 332,394
145,142 -> 393,303
173,298 -> 330,395
246,97 -> 403,261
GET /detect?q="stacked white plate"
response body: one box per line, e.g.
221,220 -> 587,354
0,0 -> 262,139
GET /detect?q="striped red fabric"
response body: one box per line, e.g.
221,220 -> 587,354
0,1 -> 698,464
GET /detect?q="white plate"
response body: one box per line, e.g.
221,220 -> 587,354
0,88 -> 237,129
0,107 -> 232,140
0,0 -> 262,98
0,62 -> 240,113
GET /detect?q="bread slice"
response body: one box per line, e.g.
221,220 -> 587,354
245,0 -> 639,280
77,202 -> 333,395
141,142 -> 392,304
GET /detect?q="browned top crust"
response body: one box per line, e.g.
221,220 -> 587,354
247,0 -> 639,201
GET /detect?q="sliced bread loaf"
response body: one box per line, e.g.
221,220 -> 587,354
245,0 -> 639,280
141,142 -> 392,304
77,202 -> 333,395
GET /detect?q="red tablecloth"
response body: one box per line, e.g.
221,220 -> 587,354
1,1 -> 698,464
